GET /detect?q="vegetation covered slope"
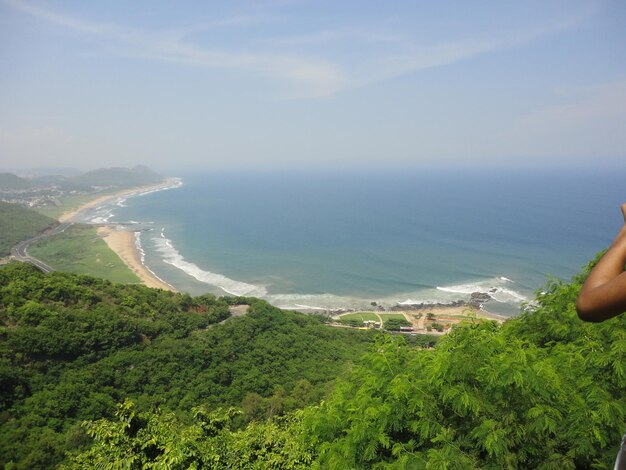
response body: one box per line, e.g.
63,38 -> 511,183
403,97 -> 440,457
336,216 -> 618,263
77,165 -> 162,189
0,173 -> 33,190
28,224 -> 140,283
0,201 -> 57,256
0,262 -> 373,469
64,259 -> 626,469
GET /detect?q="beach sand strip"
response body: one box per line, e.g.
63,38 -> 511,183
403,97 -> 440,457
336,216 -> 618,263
58,178 -> 179,223
56,179 -> 179,291
97,226 -> 174,291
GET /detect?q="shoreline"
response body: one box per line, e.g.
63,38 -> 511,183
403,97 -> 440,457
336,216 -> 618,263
58,178 -> 181,223
57,178 -> 180,291
52,178 -> 523,312
97,226 -> 175,291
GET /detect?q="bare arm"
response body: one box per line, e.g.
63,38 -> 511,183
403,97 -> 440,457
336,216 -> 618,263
576,203 -> 626,322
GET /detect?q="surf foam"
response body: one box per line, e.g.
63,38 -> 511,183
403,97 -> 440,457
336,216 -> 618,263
151,229 -> 267,297
436,277 -> 527,304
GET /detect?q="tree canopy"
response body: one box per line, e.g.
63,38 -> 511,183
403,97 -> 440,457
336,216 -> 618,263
0,262 -> 372,468
0,202 -> 57,256
61,257 -> 625,469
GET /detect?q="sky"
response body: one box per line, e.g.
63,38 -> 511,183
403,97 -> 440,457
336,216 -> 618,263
1,0 -> 625,172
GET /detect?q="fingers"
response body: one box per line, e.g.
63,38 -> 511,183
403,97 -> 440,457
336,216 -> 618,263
622,203 -> 626,223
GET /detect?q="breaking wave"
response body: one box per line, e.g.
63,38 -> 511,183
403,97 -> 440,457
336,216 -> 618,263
151,229 -> 267,297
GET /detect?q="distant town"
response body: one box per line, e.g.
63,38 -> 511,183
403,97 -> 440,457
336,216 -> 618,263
0,166 -> 163,209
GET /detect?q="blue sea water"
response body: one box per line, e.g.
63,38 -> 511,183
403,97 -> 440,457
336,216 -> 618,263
85,168 -> 625,316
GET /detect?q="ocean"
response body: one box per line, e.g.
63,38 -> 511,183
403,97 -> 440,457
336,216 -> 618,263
79,168 -> 624,316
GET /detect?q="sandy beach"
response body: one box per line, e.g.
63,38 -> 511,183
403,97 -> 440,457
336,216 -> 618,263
58,178 -> 180,223
97,226 -> 174,291
58,179 -> 180,291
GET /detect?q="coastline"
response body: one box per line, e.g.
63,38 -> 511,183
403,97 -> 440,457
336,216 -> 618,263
52,177 -> 524,313
58,178 -> 180,223
97,226 -> 175,291
57,178 -> 180,291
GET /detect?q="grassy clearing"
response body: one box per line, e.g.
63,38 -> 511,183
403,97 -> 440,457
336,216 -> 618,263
29,224 -> 140,284
340,312 -> 380,322
378,313 -> 408,321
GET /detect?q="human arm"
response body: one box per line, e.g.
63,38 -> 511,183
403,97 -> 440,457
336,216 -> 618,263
576,203 -> 626,322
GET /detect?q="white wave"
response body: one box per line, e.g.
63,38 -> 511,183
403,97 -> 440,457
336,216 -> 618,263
132,231 -> 175,289
500,276 -> 513,282
398,298 -> 426,305
90,215 -> 113,224
151,232 -> 267,297
133,231 -> 146,265
294,304 -> 328,311
131,178 -> 184,199
436,277 -> 527,304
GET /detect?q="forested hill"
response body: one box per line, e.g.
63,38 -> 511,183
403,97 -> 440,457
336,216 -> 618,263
0,173 -> 33,190
0,202 -> 57,256
61,258 -> 625,469
0,262 -> 374,469
76,165 -> 162,188
1,260 -> 625,469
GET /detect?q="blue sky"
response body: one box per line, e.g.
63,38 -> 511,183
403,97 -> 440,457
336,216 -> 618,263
1,0 -> 625,171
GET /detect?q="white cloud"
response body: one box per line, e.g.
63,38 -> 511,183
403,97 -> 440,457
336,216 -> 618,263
3,0 -> 586,98
4,0 -> 348,97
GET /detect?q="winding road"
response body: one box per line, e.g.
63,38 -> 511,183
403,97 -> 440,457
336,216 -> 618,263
10,222 -> 73,273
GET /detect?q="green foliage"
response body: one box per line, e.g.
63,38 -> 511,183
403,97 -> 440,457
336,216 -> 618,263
297,263 -> 626,469
0,173 -> 33,190
62,401 -> 313,469
68,257 -> 626,469
338,318 -> 363,327
28,224 -> 140,283
382,317 -> 411,331
0,263 -> 371,468
0,202 -> 57,256
430,321 -> 444,332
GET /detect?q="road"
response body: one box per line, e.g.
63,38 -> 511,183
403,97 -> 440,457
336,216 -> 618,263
10,222 -> 74,273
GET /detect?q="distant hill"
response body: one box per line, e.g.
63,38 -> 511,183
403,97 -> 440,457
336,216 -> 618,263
15,167 -> 82,178
1,166 -> 163,192
77,165 -> 162,188
0,202 -> 57,256
0,173 -> 33,191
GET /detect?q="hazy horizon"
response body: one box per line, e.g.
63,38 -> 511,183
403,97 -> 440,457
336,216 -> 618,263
1,0 -> 626,171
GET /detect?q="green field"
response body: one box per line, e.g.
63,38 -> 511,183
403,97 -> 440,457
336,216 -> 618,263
378,313 -> 408,321
340,312 -> 411,324
340,311 -> 380,322
29,224 -> 140,283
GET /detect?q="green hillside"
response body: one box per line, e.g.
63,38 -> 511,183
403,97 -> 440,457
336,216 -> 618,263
0,263 -> 373,469
1,258 -> 624,468
0,173 -> 32,190
0,202 -> 57,256
77,165 -> 162,188
61,257 -> 625,469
